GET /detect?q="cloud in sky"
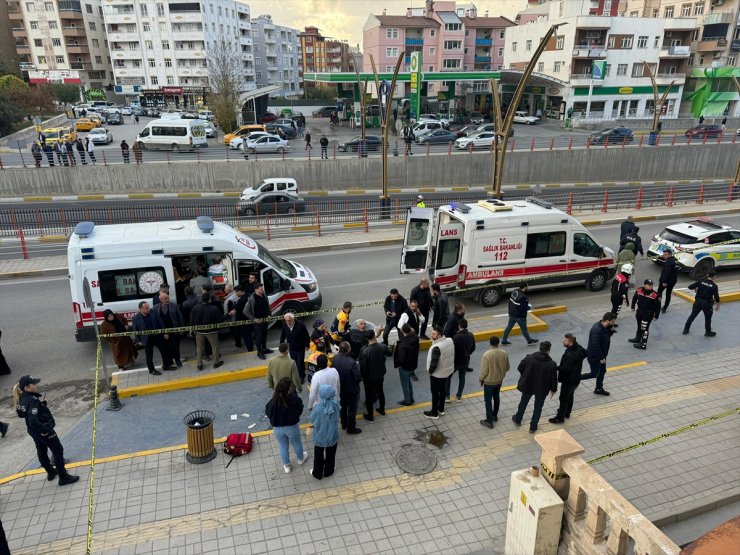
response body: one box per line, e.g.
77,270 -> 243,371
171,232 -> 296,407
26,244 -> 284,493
246,0 -> 524,46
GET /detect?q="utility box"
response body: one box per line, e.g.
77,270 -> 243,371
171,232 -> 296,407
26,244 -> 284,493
505,468 -> 564,555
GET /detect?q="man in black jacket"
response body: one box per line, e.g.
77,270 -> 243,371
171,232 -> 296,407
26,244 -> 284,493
382,288 -> 407,344
657,249 -> 679,313
17,375 -> 79,485
580,312 -> 616,396
279,313 -> 311,382
394,324 -> 420,406
333,342 -> 362,434
244,283 -> 272,359
512,342 -> 557,433
431,283 -> 450,329
502,283 -> 538,346
622,228 -> 644,257
629,279 -> 660,350
443,302 -> 466,339
410,278 -> 433,339
619,216 -> 637,249
232,285 -> 254,352
683,271 -> 720,337
190,293 -> 225,370
359,330 -> 392,421
181,286 -> 199,325
548,334 -> 587,424
446,318 -> 475,402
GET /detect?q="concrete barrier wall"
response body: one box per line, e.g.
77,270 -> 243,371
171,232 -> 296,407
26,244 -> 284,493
0,144 -> 737,196
0,114 -> 71,149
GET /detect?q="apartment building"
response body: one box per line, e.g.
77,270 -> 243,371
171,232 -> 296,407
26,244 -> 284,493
102,0 -> 256,107
619,0 -> 739,116
362,1 -> 515,97
8,0 -> 114,91
251,15 -> 301,97
504,0 -> 697,120
298,26 -> 355,74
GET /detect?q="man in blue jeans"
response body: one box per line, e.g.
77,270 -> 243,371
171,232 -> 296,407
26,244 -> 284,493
502,283 -> 538,346
393,324 -> 420,406
580,312 -> 617,396
479,336 -> 509,429
512,341 -> 557,433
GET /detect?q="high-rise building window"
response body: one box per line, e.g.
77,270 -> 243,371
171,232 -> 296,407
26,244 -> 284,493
34,38 -> 42,46
664,6 -> 674,17
140,3 -> 147,16
151,76 -> 158,84
149,59 -> 156,67
30,20 -> 38,29
48,21 -> 57,29
143,22 -> 150,32
681,3 -> 691,17
164,58 -> 172,67
52,38 -> 61,46
693,2 -> 703,15
637,36 -> 648,48
156,3 -> 164,16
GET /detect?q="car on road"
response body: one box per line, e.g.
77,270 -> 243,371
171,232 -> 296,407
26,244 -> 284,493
456,124 -> 480,138
106,111 -> 124,125
412,121 -> 446,136
472,123 -> 514,138
41,127 -> 76,145
513,111 -> 540,125
144,107 -> 161,117
415,129 -> 458,145
469,111 -> 485,124
240,178 -> 298,201
85,110 -> 107,124
589,127 -> 634,145
75,118 -> 99,132
229,132 -> 272,150
418,113 -> 450,126
88,127 -> 113,144
237,191 -> 306,216
245,135 -> 290,154
312,106 -> 338,117
203,121 -> 216,138
121,106 -> 133,115
337,135 -> 384,152
454,132 -> 498,150
197,110 -> 214,121
265,121 -> 296,138
262,112 -> 278,123
684,124 -> 722,139
131,107 -> 146,117
223,124 -> 267,144
647,218 -> 740,280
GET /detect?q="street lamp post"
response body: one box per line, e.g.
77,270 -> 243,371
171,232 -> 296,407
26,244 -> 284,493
352,58 -> 368,157
733,76 -> 740,184
488,23 -> 566,198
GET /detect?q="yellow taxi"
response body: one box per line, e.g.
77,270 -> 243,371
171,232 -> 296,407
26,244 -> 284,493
87,114 -> 103,126
75,118 -> 99,132
223,124 -> 266,144
41,127 -> 77,145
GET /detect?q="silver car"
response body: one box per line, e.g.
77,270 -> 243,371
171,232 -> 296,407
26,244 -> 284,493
88,127 -> 113,144
203,121 -> 216,138
245,135 -> 290,154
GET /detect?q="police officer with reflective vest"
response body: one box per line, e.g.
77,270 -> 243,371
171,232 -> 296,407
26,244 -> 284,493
682,270 -> 720,337
657,249 -> 679,313
610,264 -> 632,324
16,375 -> 80,486
416,195 -> 426,208
628,279 -> 660,349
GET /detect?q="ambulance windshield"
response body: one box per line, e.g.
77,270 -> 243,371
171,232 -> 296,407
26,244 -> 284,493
255,241 -> 295,277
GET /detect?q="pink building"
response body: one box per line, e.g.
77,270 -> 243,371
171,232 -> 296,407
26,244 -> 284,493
362,1 -> 515,95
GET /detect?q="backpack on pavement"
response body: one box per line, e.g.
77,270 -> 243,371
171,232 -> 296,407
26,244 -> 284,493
223,432 -> 253,467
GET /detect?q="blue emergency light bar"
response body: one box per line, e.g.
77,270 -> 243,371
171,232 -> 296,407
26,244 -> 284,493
449,202 -> 472,213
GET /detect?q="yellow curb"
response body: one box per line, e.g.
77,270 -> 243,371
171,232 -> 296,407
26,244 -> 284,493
602,182 -> 616,187
37,235 -> 67,243
388,188 -> 402,193
77,194 -> 105,201
236,226 -> 263,233
654,181 -> 667,185
674,290 -> 740,303
307,191 -> 329,196
633,215 -> 656,222
176,193 -> 202,198
516,185 -> 531,190
343,222 -> 366,228
22,196 -> 53,202
292,225 -> 320,232
127,194 -> 154,199
346,189 -> 365,195
544,184 -> 561,188
223,192 -> 241,197
392,220 -> 405,225
574,183 -> 589,187
678,180 -> 691,185
627,182 -> 641,186
581,220 -> 602,226
418,187 -> 436,192
451,186 -> 469,192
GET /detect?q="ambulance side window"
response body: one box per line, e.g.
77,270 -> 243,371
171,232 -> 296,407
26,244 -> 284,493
525,232 -> 566,259
573,233 -> 601,258
406,220 -> 429,246
99,266 -> 166,302
436,239 -> 460,269
262,269 -> 282,296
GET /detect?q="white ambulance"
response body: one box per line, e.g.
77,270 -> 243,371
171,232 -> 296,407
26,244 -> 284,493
400,198 -> 616,306
68,217 -> 322,341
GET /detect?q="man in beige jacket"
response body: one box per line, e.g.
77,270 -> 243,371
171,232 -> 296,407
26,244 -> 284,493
479,336 -> 510,429
267,343 -> 302,393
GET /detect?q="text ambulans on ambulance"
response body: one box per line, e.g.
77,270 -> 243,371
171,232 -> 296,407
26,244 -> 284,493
400,198 -> 616,307
68,217 -> 322,341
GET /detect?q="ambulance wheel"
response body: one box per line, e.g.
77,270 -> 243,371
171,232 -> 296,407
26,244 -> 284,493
478,285 -> 503,307
586,269 -> 608,291
281,302 -> 300,316
689,259 -> 714,281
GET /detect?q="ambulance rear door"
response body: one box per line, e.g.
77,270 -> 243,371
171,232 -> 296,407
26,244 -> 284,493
431,221 -> 464,288
400,207 -> 435,274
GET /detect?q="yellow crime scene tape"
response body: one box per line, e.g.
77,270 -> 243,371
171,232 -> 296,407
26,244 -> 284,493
87,341 -> 103,554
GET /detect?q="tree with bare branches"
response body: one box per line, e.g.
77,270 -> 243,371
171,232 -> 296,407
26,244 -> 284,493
207,39 -> 244,133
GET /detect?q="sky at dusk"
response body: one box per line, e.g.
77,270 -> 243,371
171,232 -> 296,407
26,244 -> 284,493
246,0 -> 525,46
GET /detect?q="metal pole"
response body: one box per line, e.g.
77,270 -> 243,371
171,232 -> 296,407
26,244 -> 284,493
585,78 -> 593,118
353,59 -> 368,157
83,277 -> 110,388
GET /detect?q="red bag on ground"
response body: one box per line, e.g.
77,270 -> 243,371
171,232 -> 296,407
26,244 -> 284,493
224,433 -> 253,456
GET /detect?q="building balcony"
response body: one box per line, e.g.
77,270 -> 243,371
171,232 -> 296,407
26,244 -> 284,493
108,32 -> 140,42
264,34 -> 276,43
474,56 -> 491,63
702,12 -> 734,25
57,0 -> 82,15
111,50 -> 142,60
65,43 -> 90,53
655,72 -> 685,82
70,61 -> 91,70
659,45 -> 690,57
475,38 -> 492,46
172,31 -> 203,41
405,38 -> 423,46
574,15 -> 611,30
61,26 -> 87,37
663,17 -> 699,31
265,50 -> 277,58
696,38 -> 728,52
169,12 -> 202,23
569,72 -> 594,85
174,49 -> 205,59
15,43 -> 30,50
11,27 -> 27,37
572,47 -> 606,58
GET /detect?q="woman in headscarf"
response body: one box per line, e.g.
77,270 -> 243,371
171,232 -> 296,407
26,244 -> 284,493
308,383 -> 339,480
265,377 -> 309,474
100,309 -> 138,371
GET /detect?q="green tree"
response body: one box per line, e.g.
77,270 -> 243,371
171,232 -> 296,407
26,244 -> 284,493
0,74 -> 29,96
0,91 -> 23,136
51,83 -> 81,105
207,39 -> 243,133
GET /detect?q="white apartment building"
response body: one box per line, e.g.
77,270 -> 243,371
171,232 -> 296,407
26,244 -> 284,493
102,0 -> 256,107
9,0 -> 114,92
505,0 -> 697,121
251,15 -> 301,97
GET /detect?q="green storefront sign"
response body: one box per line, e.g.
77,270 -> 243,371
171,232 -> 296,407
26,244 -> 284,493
409,51 -> 422,120
573,85 -> 681,96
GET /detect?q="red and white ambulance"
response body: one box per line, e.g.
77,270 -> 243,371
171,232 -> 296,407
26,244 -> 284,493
400,198 -> 616,306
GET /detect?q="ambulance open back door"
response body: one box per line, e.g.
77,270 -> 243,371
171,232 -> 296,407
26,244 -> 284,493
400,207 -> 435,274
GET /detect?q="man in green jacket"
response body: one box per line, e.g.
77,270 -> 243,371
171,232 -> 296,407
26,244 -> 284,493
267,343 -> 302,393
479,336 -> 510,429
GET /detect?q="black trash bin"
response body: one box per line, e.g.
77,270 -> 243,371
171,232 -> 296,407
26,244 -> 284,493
184,410 -> 217,464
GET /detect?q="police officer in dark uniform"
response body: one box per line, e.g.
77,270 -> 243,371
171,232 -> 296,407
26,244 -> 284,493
628,279 -> 660,349
622,228 -> 644,257
16,375 -> 80,486
657,249 -> 679,313
610,264 -> 632,325
682,270 -> 720,336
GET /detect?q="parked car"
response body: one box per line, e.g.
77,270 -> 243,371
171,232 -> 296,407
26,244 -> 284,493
454,132 -> 497,150
121,106 -> 133,115
469,111 -> 485,124
202,121 -> 216,138
237,191 -> 305,216
144,107 -> 161,117
245,135 -> 290,153
412,121 -> 446,136
197,110 -> 214,121
589,127 -> 634,145
131,107 -> 146,117
88,127 -> 113,144
648,218 -> 740,280
418,113 -> 450,126
229,132 -> 272,150
262,112 -> 278,123
240,178 -> 298,201
513,111 -> 540,125
265,121 -> 296,138
456,124 -> 480,138
684,124 -> 722,139
85,110 -> 107,124
106,112 -> 124,125
312,106 -> 338,117
75,118 -> 98,132
337,135 -> 384,152
223,124 -> 267,144
416,129 -> 458,144
40,127 -> 76,145
472,123 -> 514,138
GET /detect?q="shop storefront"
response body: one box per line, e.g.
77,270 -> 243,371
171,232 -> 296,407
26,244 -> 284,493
139,87 -> 210,110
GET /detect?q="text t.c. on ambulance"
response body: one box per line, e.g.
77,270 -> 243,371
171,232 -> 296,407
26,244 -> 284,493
68,216 -> 322,341
400,198 -> 616,306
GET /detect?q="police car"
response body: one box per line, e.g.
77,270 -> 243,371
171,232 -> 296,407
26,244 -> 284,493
647,218 -> 740,279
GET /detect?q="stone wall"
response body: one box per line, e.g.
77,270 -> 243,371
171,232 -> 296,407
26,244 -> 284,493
0,114 -> 70,149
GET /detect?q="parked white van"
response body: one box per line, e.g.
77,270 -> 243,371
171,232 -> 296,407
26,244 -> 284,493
240,178 -> 298,201
68,217 -> 322,341
136,118 -> 208,151
401,198 -> 616,306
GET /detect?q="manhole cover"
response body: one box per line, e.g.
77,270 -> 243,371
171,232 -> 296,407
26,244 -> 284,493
549,317 -> 575,331
396,444 -> 438,475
